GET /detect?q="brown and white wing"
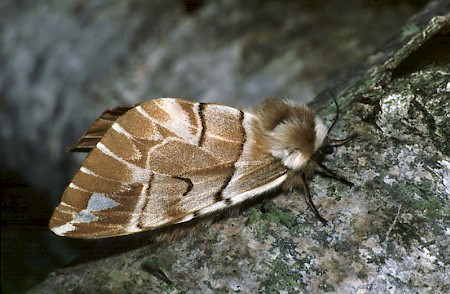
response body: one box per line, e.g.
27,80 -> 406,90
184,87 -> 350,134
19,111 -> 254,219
49,98 -> 287,238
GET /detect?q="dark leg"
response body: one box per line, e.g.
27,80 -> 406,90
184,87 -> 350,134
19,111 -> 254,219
141,263 -> 173,285
300,173 -> 328,225
315,162 -> 354,187
259,199 -> 269,213
326,133 -> 358,147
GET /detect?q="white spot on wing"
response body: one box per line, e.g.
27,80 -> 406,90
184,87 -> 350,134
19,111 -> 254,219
87,193 -> 119,211
73,210 -> 99,223
51,193 -> 119,236
51,223 -> 77,235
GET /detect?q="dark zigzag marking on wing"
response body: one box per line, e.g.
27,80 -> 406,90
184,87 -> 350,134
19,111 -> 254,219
173,176 -> 194,196
211,110 -> 246,203
137,173 -> 155,229
198,102 -> 207,146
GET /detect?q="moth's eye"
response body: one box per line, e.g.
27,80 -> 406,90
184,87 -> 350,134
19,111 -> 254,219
321,145 -> 334,155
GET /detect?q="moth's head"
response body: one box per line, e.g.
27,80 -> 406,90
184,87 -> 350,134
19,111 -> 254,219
254,98 -> 329,170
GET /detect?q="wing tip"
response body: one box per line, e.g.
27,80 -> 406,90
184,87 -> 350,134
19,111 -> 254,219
49,222 -> 76,236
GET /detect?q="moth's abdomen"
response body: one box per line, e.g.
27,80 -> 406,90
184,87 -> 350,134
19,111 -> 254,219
50,98 -> 287,238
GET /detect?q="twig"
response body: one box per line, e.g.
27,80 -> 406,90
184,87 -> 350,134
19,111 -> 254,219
386,204 -> 402,239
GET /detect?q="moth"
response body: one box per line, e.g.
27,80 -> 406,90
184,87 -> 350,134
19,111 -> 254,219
49,97 -> 354,238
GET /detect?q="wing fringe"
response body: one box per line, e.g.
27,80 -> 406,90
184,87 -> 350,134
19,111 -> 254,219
67,105 -> 134,152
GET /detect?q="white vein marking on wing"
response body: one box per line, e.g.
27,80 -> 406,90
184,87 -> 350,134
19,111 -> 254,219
80,167 -> 127,184
69,182 -> 89,192
192,200 -> 228,215
127,182 -> 150,233
193,102 -> 202,142
205,133 -> 242,144
136,102 -> 198,145
146,137 -> 175,156
115,109 -> 163,141
177,213 -> 194,224
59,201 -> 77,211
175,174 -> 287,225
228,174 -> 286,204
112,122 -> 143,161
58,201 -> 80,213
97,142 -> 151,183
112,122 -> 134,139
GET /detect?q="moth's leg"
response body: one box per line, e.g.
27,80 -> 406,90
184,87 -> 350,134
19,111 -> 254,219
283,172 -> 328,225
315,162 -> 354,187
319,133 -> 357,155
141,262 -> 173,285
327,133 -> 357,147
299,173 -> 328,225
259,199 -> 269,213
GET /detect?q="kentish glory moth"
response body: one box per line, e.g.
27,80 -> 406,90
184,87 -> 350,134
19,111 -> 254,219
49,98 -> 354,238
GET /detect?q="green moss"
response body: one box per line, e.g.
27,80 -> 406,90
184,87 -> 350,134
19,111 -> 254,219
442,205 -> 450,219
387,178 -> 447,221
401,24 -> 421,40
263,207 -> 298,228
261,261 -> 307,292
413,196 -> 448,220
246,206 -> 300,232
245,208 -> 264,226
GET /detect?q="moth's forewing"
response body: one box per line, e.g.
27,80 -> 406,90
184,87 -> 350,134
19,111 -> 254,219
50,98 -> 287,238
